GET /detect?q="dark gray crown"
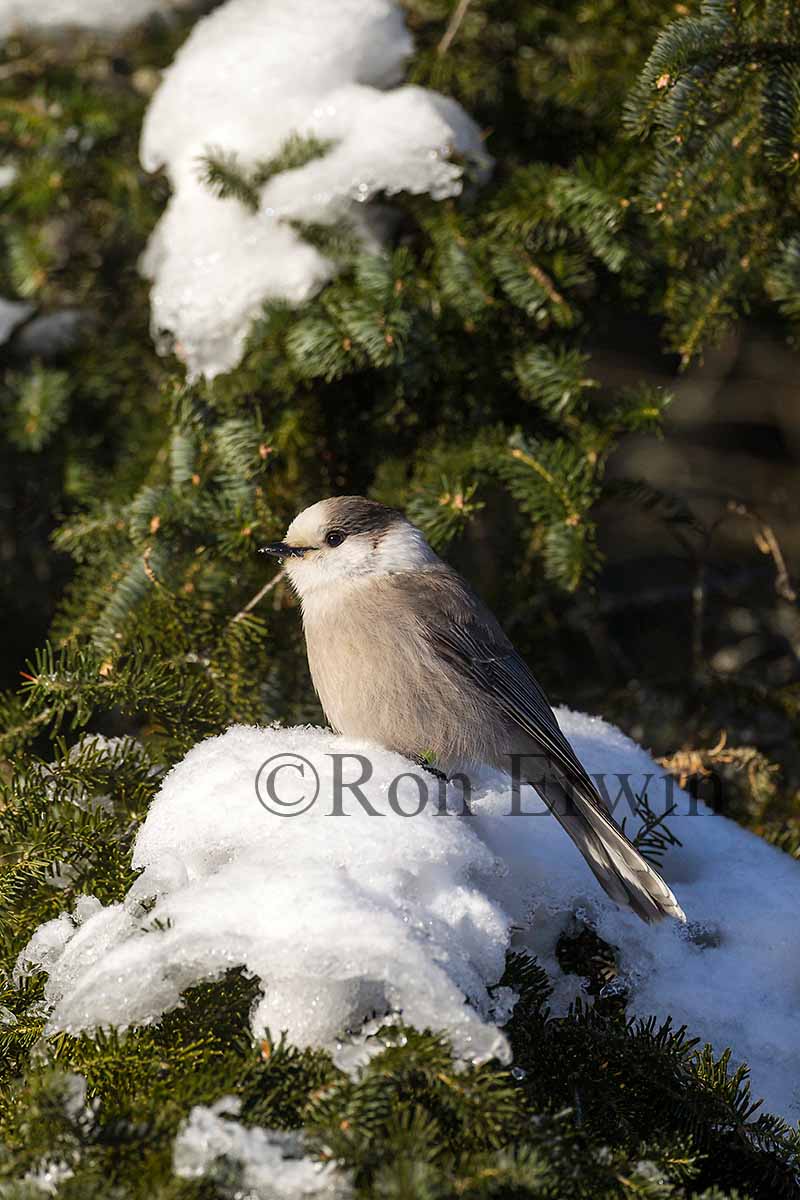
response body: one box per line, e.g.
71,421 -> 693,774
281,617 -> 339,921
324,496 -> 406,538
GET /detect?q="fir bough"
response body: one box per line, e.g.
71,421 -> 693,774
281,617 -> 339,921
624,0 -> 800,360
1,3 -> 800,1197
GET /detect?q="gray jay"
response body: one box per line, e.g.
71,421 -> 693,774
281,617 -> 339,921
262,495 -> 685,924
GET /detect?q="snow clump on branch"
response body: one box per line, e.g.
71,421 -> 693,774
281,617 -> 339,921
139,0 -> 491,379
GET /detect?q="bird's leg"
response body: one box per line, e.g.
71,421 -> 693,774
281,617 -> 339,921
411,751 -> 449,783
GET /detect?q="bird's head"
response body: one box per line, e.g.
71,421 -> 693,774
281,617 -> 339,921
260,496 -> 436,597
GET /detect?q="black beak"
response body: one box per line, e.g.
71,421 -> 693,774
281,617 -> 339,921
259,542 -> 307,559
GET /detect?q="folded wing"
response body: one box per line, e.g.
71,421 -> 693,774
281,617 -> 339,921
414,571 -> 685,924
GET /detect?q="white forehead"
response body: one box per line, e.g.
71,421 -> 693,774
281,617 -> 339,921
285,499 -> 333,545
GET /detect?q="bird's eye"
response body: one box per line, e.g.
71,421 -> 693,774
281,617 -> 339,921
324,529 -> 347,548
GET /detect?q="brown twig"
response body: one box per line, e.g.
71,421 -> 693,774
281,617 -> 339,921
437,0 -> 473,55
231,569 -> 286,623
142,545 -> 163,588
726,500 -> 797,604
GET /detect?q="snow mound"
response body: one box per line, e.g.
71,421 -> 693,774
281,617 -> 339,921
0,0 -> 186,35
139,0 -> 491,379
19,725 -> 512,1066
16,714 -> 800,1122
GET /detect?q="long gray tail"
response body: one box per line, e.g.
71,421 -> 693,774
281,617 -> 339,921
536,779 -> 686,924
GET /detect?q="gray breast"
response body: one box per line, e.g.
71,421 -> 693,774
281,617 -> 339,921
302,579 -> 508,770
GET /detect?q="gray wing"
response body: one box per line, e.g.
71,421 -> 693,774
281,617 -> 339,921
430,614 -> 601,799
407,568 -> 685,924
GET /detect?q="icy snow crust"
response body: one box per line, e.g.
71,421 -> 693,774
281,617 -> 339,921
139,0 -> 491,379
17,714 -> 800,1122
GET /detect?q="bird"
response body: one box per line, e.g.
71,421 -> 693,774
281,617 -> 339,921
261,495 -> 685,924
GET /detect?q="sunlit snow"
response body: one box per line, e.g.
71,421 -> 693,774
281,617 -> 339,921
17,712 -> 800,1122
139,0 -> 491,378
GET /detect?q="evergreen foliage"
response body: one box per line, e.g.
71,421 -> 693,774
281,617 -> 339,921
2,956 -> 800,1198
198,134 -> 336,212
1,1 -> 800,1196
624,0 -> 800,360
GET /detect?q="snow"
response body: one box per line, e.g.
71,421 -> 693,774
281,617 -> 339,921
174,1097 -> 348,1197
0,296 -> 33,345
19,724 -> 511,1067
139,0 -> 491,379
16,713 -> 800,1123
22,1161 -> 75,1196
0,0 -> 186,35
494,711 -> 800,1124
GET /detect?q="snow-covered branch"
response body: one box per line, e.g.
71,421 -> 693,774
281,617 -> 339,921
17,711 -> 800,1121
139,0 -> 491,378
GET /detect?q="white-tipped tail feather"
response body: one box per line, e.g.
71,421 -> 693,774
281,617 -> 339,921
544,781 -> 686,923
